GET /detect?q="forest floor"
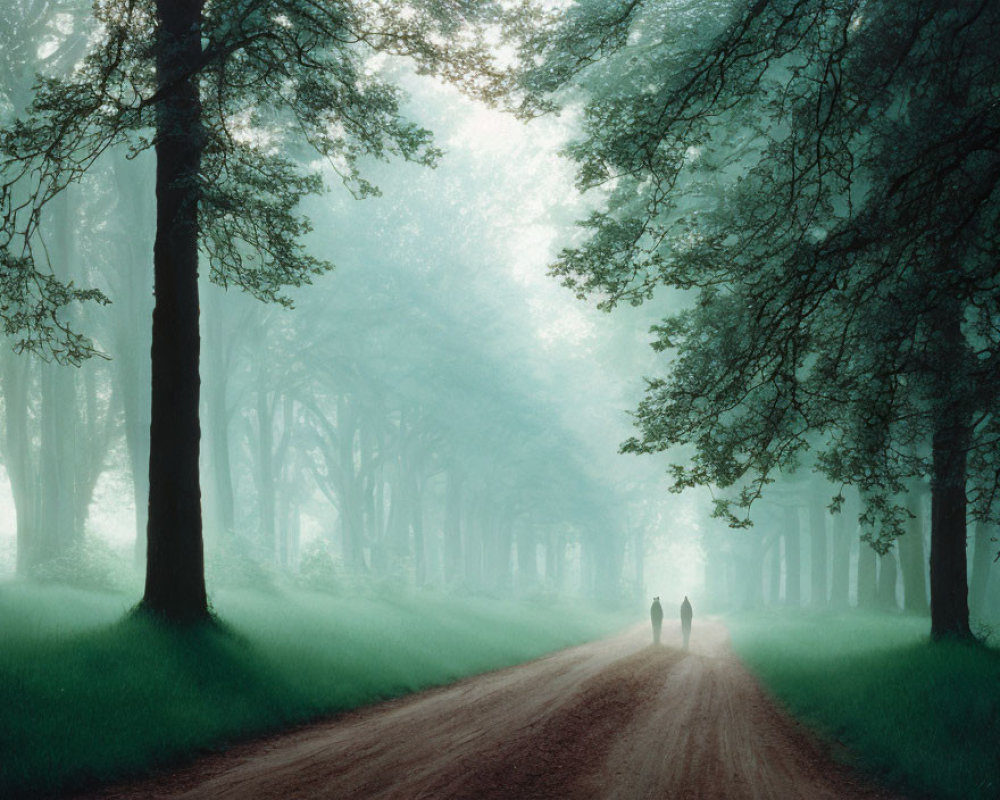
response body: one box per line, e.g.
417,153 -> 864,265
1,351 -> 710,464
74,618 -> 902,800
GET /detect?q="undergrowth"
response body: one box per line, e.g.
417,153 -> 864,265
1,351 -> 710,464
728,611 -> 1000,800
0,581 -> 624,799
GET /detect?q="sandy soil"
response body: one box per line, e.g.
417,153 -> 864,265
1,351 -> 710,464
78,618 -> 902,800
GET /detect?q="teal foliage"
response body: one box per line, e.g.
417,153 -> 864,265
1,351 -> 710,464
0,581 -> 623,799
204,535 -> 279,592
294,538 -> 340,593
729,612 -> 1000,800
29,538 -> 139,593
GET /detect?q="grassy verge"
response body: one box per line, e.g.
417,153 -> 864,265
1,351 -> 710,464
0,581 -> 625,799
728,611 -> 1000,800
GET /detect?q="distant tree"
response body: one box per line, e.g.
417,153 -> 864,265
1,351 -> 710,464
527,0 -> 1000,638
1,0 -> 534,621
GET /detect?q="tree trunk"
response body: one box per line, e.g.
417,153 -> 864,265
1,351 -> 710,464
463,497 -> 483,586
877,548 -> 899,610
273,394 -> 296,568
632,522 -> 645,604
857,539 -> 877,608
784,506 -> 801,606
590,529 -> 626,605
517,525 -> 539,591
255,375 -> 275,557
38,361 -> 78,556
545,529 -> 564,591
929,412 -> 972,638
490,517 -> 513,594
111,155 -> 154,563
830,496 -> 852,608
809,498 -> 828,607
287,496 -> 301,569
702,537 -> 727,611
767,536 -> 781,606
969,522 -> 995,619
74,366 -> 115,536
899,481 -> 929,614
142,0 -> 208,622
374,471 -> 397,575
923,290 -> 973,638
37,191 -> 80,557
410,471 -> 426,587
443,470 -> 463,583
744,533 -> 765,610
201,286 -> 234,542
3,354 -> 37,573
336,396 -> 366,572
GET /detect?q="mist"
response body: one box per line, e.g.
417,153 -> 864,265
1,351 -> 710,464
0,57 -> 700,606
2,2 -> 999,799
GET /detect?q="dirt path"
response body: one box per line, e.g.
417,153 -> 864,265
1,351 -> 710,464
80,618 -> 901,800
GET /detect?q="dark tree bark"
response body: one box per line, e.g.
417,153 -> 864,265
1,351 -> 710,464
927,299 -> 973,640
930,416 -> 972,638
141,0 -> 209,622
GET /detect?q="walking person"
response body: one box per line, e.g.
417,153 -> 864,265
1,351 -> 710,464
650,596 -> 663,645
680,595 -> 693,650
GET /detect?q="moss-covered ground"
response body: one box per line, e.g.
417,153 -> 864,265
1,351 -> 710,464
0,581 -> 625,799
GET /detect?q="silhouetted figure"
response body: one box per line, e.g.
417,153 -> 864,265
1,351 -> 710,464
650,596 -> 663,645
680,596 -> 693,650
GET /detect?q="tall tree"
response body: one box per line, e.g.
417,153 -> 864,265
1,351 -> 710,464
1,0 -> 533,621
527,0 -> 1000,639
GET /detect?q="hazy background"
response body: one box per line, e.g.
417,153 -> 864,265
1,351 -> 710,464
0,35 -> 706,607
1,5 -> 997,629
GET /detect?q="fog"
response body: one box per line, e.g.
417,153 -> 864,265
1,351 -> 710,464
1,6 -> 999,632
5,3 -> 1000,799
0,37 -> 701,608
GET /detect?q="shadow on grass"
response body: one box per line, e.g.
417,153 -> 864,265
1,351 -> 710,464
0,609 -> 310,799
0,583 -> 628,800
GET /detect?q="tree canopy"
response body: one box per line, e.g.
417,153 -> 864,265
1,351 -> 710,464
528,0 -> 1000,638
0,0 -> 541,621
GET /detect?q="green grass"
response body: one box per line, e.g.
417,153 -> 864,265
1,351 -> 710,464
0,581 -> 625,799
728,611 -> 1000,800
